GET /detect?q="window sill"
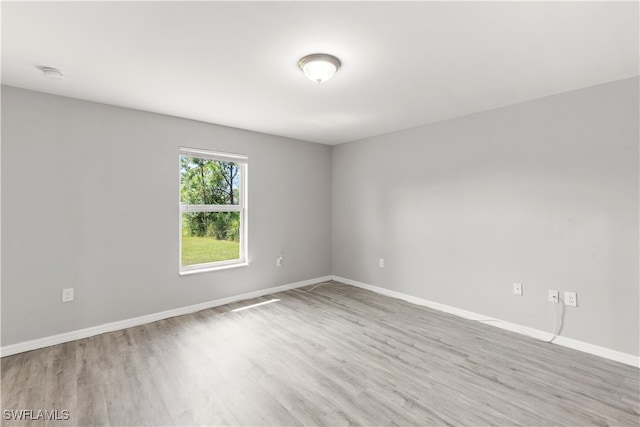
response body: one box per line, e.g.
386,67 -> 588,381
179,261 -> 249,276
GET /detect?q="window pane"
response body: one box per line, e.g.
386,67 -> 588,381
181,212 -> 241,266
180,156 -> 241,205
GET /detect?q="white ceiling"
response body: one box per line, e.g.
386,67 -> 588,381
2,1 -> 638,145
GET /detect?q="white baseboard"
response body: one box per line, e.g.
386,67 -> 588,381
0,275 -> 332,358
333,275 -> 640,368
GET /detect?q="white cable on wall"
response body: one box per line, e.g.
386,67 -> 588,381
475,299 -> 563,343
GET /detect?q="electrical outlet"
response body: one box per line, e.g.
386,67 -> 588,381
379,258 -> 385,268
276,256 -> 283,267
513,283 -> 523,296
548,289 -> 559,303
564,291 -> 577,307
62,288 -> 74,303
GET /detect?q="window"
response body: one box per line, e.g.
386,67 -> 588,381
179,147 -> 247,273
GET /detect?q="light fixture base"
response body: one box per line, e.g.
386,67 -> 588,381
39,66 -> 65,80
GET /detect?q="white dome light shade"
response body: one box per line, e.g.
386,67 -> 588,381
298,54 -> 341,83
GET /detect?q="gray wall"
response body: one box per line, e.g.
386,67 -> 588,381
332,78 -> 639,356
1,86 -> 332,346
3,78 -> 639,358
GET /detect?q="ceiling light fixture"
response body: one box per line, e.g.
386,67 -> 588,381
39,66 -> 65,80
298,53 -> 341,84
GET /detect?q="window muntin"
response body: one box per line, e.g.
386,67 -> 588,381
179,148 -> 247,273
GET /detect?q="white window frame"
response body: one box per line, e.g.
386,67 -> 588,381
179,147 -> 248,275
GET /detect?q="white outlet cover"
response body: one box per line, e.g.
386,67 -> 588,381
379,258 -> 384,268
62,288 -> 74,302
549,289 -> 559,303
564,291 -> 578,307
513,283 -> 523,296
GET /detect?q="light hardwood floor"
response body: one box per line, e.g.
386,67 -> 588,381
2,281 -> 639,426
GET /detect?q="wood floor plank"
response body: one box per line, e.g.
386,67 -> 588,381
2,281 -> 638,426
